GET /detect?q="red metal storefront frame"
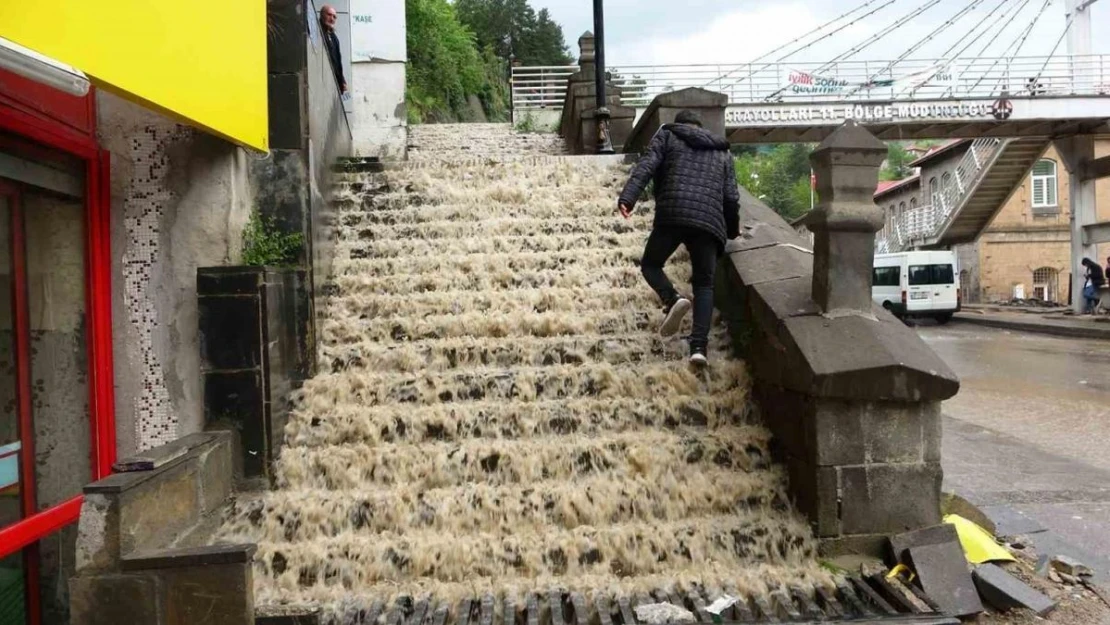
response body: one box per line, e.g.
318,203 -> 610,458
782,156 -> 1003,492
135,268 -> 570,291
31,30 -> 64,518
0,79 -> 116,570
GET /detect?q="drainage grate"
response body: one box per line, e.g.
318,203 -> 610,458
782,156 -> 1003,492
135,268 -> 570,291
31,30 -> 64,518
304,573 -> 960,625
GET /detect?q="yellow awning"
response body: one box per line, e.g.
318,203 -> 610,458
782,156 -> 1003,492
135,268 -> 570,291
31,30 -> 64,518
0,1 -> 268,152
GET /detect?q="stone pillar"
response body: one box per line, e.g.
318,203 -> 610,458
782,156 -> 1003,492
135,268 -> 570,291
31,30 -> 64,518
623,88 -> 728,154
577,31 -> 596,82
807,121 -> 887,315
1055,135 -> 1097,313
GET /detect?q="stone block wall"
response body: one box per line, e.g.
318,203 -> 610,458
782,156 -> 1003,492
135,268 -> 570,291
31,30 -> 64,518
623,88 -> 728,154
711,123 -> 960,556
558,33 -> 634,155
71,432 -> 254,625
257,0 -> 353,351
198,267 -> 312,484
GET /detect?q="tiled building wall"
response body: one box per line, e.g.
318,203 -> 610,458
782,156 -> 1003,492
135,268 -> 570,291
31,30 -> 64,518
98,92 -> 254,455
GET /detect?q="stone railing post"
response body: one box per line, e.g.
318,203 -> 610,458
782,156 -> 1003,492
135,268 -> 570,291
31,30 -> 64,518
807,120 -> 887,315
577,32 -> 596,81
558,31 -> 634,153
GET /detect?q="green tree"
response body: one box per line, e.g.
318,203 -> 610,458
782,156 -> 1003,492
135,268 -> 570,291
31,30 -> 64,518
734,144 -> 815,221
530,9 -> 572,65
456,0 -> 571,65
405,0 -> 509,122
881,143 -> 914,181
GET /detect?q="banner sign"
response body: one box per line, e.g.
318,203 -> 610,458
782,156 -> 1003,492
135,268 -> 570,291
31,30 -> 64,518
351,0 -> 406,62
726,100 -> 1006,126
783,64 -> 958,97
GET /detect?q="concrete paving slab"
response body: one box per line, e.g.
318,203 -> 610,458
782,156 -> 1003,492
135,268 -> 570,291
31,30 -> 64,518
978,505 -> 1048,537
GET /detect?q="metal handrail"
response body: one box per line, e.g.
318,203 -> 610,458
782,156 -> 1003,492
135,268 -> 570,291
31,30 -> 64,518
512,55 -> 1110,110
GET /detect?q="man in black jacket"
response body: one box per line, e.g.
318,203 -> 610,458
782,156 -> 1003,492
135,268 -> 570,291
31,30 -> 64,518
320,5 -> 347,94
618,110 -> 740,366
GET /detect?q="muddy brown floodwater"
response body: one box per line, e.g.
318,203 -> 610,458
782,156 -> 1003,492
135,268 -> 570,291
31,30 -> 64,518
215,125 -> 830,623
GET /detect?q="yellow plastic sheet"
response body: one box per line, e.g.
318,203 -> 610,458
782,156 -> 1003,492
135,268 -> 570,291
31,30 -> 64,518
944,514 -> 1016,564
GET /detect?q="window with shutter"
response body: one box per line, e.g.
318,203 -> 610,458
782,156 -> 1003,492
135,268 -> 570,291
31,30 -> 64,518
1031,159 -> 1057,209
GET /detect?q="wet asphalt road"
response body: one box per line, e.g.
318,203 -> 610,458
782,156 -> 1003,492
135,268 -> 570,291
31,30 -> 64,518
918,321 -> 1110,581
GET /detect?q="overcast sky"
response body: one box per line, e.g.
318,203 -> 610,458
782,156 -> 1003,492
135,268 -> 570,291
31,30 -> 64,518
528,0 -> 1110,67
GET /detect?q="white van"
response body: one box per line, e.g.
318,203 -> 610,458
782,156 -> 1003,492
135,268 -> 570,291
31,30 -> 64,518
872,251 -> 960,323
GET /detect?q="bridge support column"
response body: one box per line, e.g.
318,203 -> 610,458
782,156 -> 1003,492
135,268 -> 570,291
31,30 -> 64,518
1056,136 -> 1097,314
716,121 -> 960,557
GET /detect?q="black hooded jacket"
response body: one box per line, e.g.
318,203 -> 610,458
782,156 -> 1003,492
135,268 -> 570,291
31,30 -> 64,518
619,123 -> 740,245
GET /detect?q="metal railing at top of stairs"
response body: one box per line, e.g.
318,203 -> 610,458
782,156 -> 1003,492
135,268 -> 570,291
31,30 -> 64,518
512,55 -> 1110,111
878,137 -> 1005,252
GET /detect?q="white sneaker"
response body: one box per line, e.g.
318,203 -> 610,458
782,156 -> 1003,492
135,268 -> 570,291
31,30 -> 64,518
659,297 -> 692,338
689,347 -> 708,367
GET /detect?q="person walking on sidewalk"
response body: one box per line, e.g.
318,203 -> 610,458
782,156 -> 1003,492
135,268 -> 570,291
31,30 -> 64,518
617,110 -> 740,366
1082,257 -> 1105,314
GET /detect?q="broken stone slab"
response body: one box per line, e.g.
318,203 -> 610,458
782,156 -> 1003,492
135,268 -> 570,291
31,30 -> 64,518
906,542 -> 984,617
1051,555 -> 1093,578
888,523 -> 961,565
972,563 -> 1057,617
633,602 -> 695,624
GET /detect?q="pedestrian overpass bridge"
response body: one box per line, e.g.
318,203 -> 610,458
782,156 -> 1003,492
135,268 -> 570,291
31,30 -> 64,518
512,54 -> 1110,254
513,55 -> 1110,142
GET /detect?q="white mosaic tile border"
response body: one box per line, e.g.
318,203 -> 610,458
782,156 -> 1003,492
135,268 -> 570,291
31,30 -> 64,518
121,124 -> 192,451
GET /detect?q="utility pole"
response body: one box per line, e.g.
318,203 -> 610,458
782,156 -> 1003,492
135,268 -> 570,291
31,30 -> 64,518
592,0 -> 614,154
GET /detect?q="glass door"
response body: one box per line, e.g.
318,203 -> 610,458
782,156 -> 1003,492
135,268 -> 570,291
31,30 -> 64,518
0,165 -> 92,624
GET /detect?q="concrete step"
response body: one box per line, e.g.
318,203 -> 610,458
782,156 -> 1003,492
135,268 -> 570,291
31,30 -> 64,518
224,465 -> 785,541
338,215 -> 644,243
274,425 -> 772,491
251,512 -> 814,587
323,286 -> 657,321
281,389 -> 751,448
334,247 -> 659,278
333,232 -> 647,260
327,264 -> 677,297
255,575 -> 959,625
293,358 -> 747,411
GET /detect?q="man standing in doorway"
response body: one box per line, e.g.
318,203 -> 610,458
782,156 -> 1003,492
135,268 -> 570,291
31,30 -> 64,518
617,110 -> 740,366
320,4 -> 347,94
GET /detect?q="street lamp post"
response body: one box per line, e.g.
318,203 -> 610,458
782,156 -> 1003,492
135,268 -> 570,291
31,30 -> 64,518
592,0 -> 615,154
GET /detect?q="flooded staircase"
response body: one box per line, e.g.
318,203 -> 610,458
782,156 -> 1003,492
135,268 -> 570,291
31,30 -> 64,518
218,124 -> 956,625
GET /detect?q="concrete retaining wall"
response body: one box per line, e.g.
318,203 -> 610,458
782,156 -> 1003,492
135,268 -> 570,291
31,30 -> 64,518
257,0 -> 353,363
350,62 -> 407,159
99,91 -> 255,456
717,132 -> 960,556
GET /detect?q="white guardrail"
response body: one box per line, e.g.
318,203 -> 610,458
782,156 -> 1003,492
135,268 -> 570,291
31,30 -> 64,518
512,55 -> 1110,111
